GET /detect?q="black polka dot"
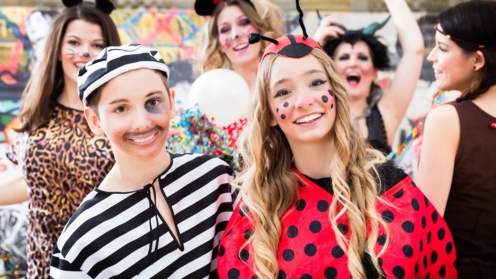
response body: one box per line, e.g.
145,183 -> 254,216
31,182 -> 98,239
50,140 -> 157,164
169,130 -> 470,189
427,231 -> 432,244
446,242 -> 453,254
287,226 -> 298,238
310,221 -> 322,233
393,189 -> 404,198
426,273 -> 430,279
378,257 -> 383,266
402,221 -> 414,233
317,200 -> 329,212
423,255 -> 428,268
300,275 -> 312,279
411,181 -> 417,187
424,195 -> 429,207
331,245 -> 344,258
283,102 -> 289,107
328,89 -> 334,96
228,268 -> 240,279
337,224 -> 348,235
411,198 -> 420,211
295,199 -> 306,211
226,229 -> 232,236
420,239 -> 424,252
331,103 -> 334,109
322,95 -> 329,103
278,270 -> 287,279
239,206 -> 249,216
298,181 -> 306,187
239,249 -> 250,261
305,244 -> 317,256
393,266 -> 405,279
377,234 -> 387,246
281,114 -> 286,120
218,245 -> 225,256
415,263 -> 419,275
402,244 -> 413,258
439,266 -> 446,278
324,267 -> 338,279
438,228 -> 446,240
244,229 -> 254,240
282,249 -> 294,261
276,108 -> 279,113
431,251 -> 438,264
432,211 -> 438,224
381,210 -> 394,223
422,216 -> 427,229
251,276 -> 258,279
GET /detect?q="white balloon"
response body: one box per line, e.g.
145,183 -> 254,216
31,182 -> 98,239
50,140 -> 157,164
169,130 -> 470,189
188,69 -> 251,127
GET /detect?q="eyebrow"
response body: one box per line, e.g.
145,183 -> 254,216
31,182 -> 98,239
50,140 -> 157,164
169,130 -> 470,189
219,15 -> 247,26
271,69 -> 326,88
66,35 -> 104,42
108,91 -> 163,105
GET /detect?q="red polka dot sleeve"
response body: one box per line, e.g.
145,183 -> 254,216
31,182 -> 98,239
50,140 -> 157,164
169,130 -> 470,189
217,171 -> 457,279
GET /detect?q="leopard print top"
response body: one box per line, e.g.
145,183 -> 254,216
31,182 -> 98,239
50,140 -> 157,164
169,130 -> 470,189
7,104 -> 114,279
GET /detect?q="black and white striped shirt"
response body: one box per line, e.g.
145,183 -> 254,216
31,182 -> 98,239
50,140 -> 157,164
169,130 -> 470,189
50,153 -> 238,279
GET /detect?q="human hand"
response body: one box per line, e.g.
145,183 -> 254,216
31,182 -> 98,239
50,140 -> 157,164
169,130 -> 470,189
312,15 -> 345,46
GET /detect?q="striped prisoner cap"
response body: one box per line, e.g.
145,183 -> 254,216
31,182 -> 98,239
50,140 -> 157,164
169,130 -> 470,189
77,44 -> 170,103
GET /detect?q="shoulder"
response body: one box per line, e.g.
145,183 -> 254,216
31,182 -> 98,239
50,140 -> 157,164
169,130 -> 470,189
425,104 -> 459,127
168,153 -> 234,180
373,160 -> 409,196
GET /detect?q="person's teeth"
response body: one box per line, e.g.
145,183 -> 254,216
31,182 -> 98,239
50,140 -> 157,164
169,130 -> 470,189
296,114 -> 322,124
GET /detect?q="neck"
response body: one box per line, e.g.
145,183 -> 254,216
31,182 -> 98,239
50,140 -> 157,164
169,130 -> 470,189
291,138 -> 335,179
110,147 -> 171,191
232,61 -> 258,93
473,84 -> 496,117
58,77 -> 83,110
348,97 -> 368,120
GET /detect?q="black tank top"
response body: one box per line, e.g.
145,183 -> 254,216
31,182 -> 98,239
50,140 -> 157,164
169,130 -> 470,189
366,104 -> 391,154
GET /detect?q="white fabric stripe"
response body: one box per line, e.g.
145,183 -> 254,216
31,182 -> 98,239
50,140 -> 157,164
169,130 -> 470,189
160,153 -> 204,180
65,198 -> 149,262
164,157 -> 227,197
58,193 -> 132,248
172,172 -> 232,214
50,266 -> 92,279
168,249 -> 213,278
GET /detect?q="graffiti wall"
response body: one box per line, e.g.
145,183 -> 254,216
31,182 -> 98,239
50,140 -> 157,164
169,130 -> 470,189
0,6 -> 444,277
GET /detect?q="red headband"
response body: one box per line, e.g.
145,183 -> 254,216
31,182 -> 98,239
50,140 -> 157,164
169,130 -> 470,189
433,25 -> 495,51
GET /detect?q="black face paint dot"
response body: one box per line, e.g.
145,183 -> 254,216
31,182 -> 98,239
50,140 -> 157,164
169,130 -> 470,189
423,255 -> 428,268
300,275 -> 312,279
411,198 -> 420,211
403,244 -> 413,258
446,242 -> 453,254
393,189 -> 404,198
244,229 -> 254,240
422,216 -> 427,229
276,108 -> 279,113
377,234 -> 388,246
304,243 -> 317,256
420,239 -> 424,252
427,231 -> 432,244
287,226 -> 298,238
295,199 -> 306,211
283,102 -> 289,108
324,267 -> 338,279
282,249 -> 295,261
331,245 -> 344,258
228,268 -> 240,279
392,266 -> 405,279
438,228 -> 446,240
415,263 -> 419,275
439,266 -> 446,278
432,211 -> 439,224
431,251 -> 438,264
281,114 -> 286,120
337,224 -> 348,235
402,221 -> 414,233
218,245 -> 225,256
317,200 -> 329,212
331,103 -> 334,109
310,221 -> 322,233
381,210 -> 394,223
322,95 -> 329,103
238,249 -> 250,261
328,89 -> 334,96
278,271 -> 287,279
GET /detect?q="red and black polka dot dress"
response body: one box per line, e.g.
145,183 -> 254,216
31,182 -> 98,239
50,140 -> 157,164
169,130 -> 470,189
217,163 -> 457,279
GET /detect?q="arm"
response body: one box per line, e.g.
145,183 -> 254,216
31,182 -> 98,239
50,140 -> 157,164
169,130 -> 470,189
0,173 -> 29,205
415,105 -> 459,216
50,244 -> 92,279
312,16 -> 345,46
378,0 -> 425,146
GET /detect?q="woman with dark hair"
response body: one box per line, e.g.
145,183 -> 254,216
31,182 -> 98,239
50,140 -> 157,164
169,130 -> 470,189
313,0 -> 424,154
416,1 -> 496,277
0,1 -> 120,278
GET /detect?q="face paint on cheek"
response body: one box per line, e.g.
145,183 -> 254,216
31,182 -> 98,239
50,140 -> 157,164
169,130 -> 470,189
328,89 -> 334,97
145,105 -> 165,114
276,108 -> 279,113
321,95 -> 329,103
281,114 -> 286,120
331,103 -> 334,109
283,102 -> 289,108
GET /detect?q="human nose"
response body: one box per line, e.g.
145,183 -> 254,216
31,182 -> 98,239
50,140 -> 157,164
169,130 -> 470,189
427,47 -> 437,63
231,26 -> 240,40
132,108 -> 152,130
294,88 -> 313,109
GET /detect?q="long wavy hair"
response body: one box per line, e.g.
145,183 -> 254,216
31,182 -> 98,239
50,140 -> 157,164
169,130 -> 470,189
235,48 -> 389,279
193,0 -> 283,75
16,2 -> 121,133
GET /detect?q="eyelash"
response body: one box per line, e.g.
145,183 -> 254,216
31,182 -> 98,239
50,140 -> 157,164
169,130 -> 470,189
274,79 -> 327,97
219,18 -> 251,34
275,89 -> 290,98
147,99 -> 161,106
311,79 -> 327,87
68,40 -> 104,49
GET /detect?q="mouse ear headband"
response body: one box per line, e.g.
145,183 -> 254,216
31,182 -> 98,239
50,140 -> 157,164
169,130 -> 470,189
248,0 -> 324,69
62,0 -> 115,14
194,0 -> 255,16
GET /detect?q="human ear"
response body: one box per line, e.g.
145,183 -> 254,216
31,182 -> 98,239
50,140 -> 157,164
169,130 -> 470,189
473,50 -> 486,71
168,88 -> 176,119
84,107 -> 104,136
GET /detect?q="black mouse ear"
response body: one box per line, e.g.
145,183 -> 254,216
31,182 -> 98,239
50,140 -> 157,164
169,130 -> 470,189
62,0 -> 82,8
194,0 -> 217,16
95,0 -> 115,14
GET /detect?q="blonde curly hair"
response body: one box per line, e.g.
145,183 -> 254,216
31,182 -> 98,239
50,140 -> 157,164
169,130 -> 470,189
193,0 -> 284,76
235,48 -> 389,279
